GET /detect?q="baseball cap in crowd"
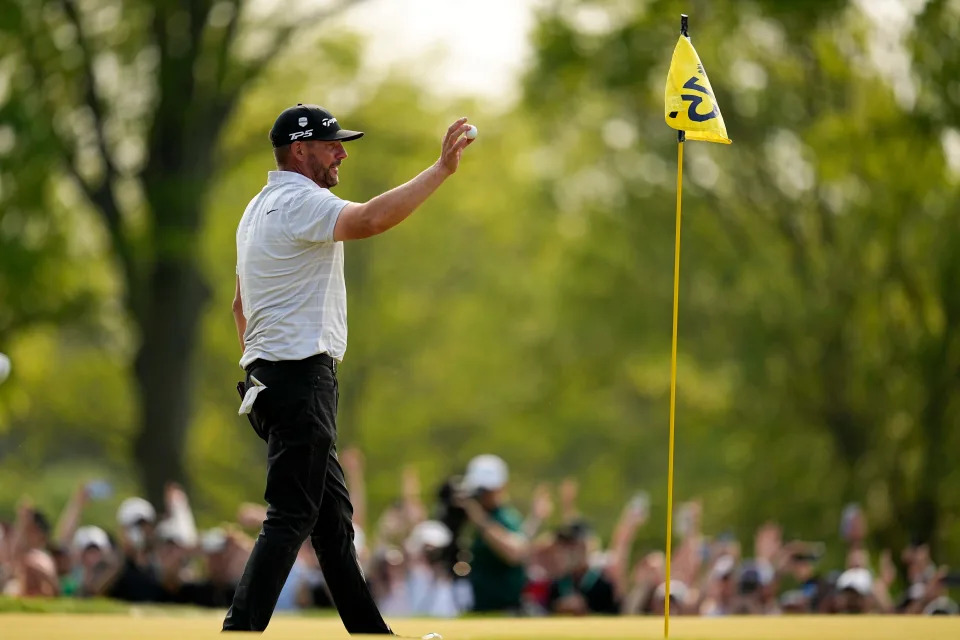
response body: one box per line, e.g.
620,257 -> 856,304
654,580 -> 688,602
923,596 -> 960,615
406,520 -> 453,555
710,554 -> 737,580
200,528 -> 228,554
156,519 -> 192,547
556,519 -> 593,544
72,525 -> 111,553
836,567 -> 873,596
461,454 -> 509,492
117,497 -> 156,528
738,559 -> 775,593
270,104 -> 364,148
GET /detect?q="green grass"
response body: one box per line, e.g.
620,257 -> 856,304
1,613 -> 959,640
0,596 -> 131,614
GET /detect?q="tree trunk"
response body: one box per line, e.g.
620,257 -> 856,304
133,255 -> 210,508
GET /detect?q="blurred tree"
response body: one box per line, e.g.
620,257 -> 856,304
522,0 -> 960,555
2,0 -> 957,567
902,0 -> 960,556
0,0 -> 370,506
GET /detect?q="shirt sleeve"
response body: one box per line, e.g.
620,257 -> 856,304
286,188 -> 351,244
495,507 -> 525,534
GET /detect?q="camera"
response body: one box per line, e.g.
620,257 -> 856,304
433,477 -> 469,571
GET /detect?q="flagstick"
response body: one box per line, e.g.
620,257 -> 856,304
663,15 -> 689,638
664,127 -> 684,640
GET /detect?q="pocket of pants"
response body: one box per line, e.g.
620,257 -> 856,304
238,381 -> 268,441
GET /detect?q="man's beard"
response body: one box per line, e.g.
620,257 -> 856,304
311,157 -> 339,188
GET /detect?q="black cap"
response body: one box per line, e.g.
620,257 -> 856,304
270,104 -> 363,148
555,519 -> 592,543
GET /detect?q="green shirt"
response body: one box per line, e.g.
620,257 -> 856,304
469,505 -> 527,611
60,573 -> 80,597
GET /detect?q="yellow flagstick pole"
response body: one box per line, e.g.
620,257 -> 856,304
663,15 -> 690,638
664,128 -> 684,640
662,12 -> 729,636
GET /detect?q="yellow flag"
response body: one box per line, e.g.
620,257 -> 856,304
664,35 -> 730,144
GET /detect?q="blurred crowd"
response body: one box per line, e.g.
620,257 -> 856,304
1,451 -> 957,617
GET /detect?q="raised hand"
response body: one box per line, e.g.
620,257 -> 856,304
755,521 -> 783,562
340,447 -> 365,476
879,549 -> 896,587
436,117 -> 475,176
560,478 -> 579,510
531,483 -> 554,522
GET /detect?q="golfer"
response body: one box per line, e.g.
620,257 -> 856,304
224,104 -> 474,633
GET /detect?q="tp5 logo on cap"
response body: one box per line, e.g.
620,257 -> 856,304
289,130 -> 313,140
270,104 -> 365,148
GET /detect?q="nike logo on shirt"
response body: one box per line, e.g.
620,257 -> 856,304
266,209 -> 278,215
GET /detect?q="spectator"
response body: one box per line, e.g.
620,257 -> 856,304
457,454 -> 529,613
402,520 -> 470,617
924,596 -> 960,615
103,496 -> 166,602
370,546 -> 410,616
9,501 -> 52,558
622,551 -> 665,615
547,521 -> 617,615
70,525 -> 113,597
2,548 -> 59,597
1,502 -> 58,598
274,541 -> 319,613
175,528 -> 250,608
521,532 -> 560,615
154,519 -> 196,594
699,554 -> 737,616
117,496 -> 157,554
650,579 -> 692,616
834,567 -> 877,613
545,492 -> 645,616
733,559 -> 779,615
0,462 -> 957,621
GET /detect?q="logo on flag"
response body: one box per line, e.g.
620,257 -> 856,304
664,35 -> 730,144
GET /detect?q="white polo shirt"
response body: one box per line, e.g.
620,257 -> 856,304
236,171 -> 351,369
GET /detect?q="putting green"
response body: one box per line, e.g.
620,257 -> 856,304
3,614 -> 959,640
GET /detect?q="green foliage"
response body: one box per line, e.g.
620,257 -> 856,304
520,0 -> 960,555
0,0 -> 957,568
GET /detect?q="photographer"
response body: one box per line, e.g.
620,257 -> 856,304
455,454 -> 530,613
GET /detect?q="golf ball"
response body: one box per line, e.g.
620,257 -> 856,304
465,125 -> 478,140
0,353 -> 10,385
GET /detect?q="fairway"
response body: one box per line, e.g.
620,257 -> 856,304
3,614 -> 959,640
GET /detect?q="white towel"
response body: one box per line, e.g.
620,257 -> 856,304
238,375 -> 267,415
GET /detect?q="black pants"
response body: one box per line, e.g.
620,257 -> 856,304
223,354 -> 391,634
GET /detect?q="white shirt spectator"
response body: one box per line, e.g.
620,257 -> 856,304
275,559 -> 310,612
236,171 -> 351,368
406,565 -> 469,618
